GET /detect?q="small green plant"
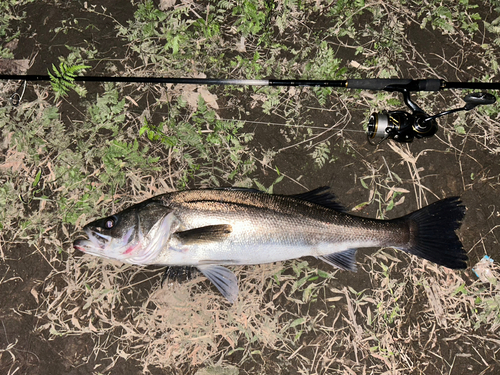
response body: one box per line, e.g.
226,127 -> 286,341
0,0 -> 35,58
140,95 -> 256,188
309,141 -> 333,168
275,260 -> 335,306
48,61 -> 90,101
327,0 -> 365,39
86,84 -> 126,136
303,41 -> 347,105
356,164 -> 407,219
101,139 -> 160,188
193,14 -> 221,39
232,0 -> 274,43
418,0 -> 481,35
253,167 -> 283,193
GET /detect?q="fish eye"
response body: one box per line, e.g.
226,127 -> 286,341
104,216 -> 116,229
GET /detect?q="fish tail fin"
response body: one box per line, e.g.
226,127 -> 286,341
399,197 -> 468,269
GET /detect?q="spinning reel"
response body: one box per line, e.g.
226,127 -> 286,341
367,89 -> 496,143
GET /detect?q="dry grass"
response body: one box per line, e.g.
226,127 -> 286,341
34,252 -> 289,372
29,242 -> 500,374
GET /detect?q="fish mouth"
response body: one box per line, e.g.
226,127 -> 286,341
73,238 -> 91,252
73,228 -> 112,254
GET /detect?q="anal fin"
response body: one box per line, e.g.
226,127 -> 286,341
318,248 -> 357,272
197,264 -> 238,303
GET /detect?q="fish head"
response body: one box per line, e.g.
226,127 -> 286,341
73,200 -> 176,265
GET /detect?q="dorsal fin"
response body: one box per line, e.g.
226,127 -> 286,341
292,187 -> 346,212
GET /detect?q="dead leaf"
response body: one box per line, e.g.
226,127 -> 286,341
182,89 -> 200,110
0,58 -> 29,74
5,39 -> 19,51
349,60 -> 370,70
198,87 -> 219,109
0,149 -> 28,172
251,94 -> 267,102
31,287 -> 39,304
181,87 -> 219,110
236,36 -> 246,52
159,0 -> 177,10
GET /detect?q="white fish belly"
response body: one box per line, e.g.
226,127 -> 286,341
154,219 -> 380,266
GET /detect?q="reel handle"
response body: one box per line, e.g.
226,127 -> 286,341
463,92 -> 496,110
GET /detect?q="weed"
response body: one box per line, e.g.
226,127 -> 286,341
48,61 -> 90,101
0,0 -> 34,58
357,160 -> 408,219
327,0 -> 366,39
86,85 -> 126,136
232,0 -> 275,45
303,41 -> 347,105
140,94 -> 256,188
418,0 -> 481,35
101,139 -> 160,188
309,140 -> 334,168
253,168 -> 284,193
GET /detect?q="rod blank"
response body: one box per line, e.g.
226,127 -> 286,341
1,74 -> 500,91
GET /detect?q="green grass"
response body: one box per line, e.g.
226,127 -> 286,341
0,0 -> 35,58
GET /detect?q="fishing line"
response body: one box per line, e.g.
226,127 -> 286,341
125,106 -> 365,132
8,80 -> 26,106
236,119 -> 367,133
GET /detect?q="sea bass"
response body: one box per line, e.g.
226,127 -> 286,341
73,187 -> 467,303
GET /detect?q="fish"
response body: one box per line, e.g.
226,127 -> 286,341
73,187 -> 467,303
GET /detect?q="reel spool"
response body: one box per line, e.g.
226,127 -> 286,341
367,111 -> 437,143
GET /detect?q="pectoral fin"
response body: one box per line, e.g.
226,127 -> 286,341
318,248 -> 357,272
173,224 -> 232,245
197,264 -> 238,303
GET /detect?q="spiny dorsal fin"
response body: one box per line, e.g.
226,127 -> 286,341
292,187 -> 346,212
173,224 -> 232,245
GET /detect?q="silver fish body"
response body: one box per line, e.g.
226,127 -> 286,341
73,187 -> 467,303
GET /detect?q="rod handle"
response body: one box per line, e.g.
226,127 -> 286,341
347,79 -> 442,91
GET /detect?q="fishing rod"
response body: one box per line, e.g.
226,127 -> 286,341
1,74 -> 497,143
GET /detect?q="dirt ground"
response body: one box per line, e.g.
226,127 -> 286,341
1,1 -> 500,374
